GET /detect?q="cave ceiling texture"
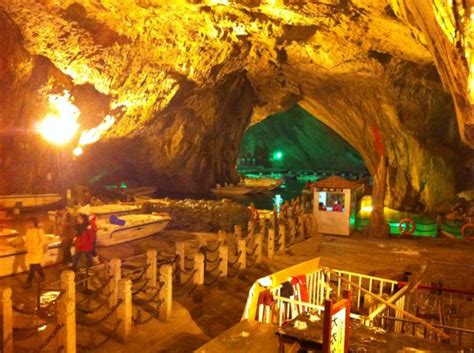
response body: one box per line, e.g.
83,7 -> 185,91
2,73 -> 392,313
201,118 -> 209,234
0,0 -> 473,213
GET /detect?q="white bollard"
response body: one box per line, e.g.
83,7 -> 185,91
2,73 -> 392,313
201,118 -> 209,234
218,245 -> 228,277
193,253 -> 205,285
268,228 -> 275,260
0,287 -> 12,353
146,249 -> 158,292
255,234 -> 263,264
159,264 -> 173,321
109,258 -> 122,307
58,298 -> 76,353
117,278 -> 132,341
237,238 -> 247,270
278,223 -> 286,253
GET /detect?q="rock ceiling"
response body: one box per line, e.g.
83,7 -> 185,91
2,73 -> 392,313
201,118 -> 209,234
0,0 -> 472,211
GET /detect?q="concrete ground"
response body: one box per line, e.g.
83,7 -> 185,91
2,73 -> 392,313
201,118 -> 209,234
4,230 -> 474,352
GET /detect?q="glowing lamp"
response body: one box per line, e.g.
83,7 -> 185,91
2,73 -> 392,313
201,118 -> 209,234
37,91 -> 80,146
37,114 -> 79,146
273,151 -> 283,161
73,146 -> 83,157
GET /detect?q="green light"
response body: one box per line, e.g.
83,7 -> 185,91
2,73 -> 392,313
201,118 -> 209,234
273,151 -> 283,161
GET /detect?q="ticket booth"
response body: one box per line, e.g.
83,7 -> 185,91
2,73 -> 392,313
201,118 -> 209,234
313,176 -> 365,236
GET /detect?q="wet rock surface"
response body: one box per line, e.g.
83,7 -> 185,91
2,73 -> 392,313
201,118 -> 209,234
0,0 -> 472,212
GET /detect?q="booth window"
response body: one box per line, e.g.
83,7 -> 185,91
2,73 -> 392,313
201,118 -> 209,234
318,192 -> 345,212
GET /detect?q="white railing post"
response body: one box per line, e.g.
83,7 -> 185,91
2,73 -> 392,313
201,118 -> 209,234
0,287 -> 12,353
237,238 -> 247,270
193,253 -> 205,285
218,245 -> 228,277
259,218 -> 267,238
58,299 -> 76,353
175,241 -> 186,284
60,270 -> 76,303
159,264 -> 173,321
146,249 -> 157,292
59,271 -> 76,353
109,258 -> 122,307
278,224 -> 286,253
268,228 -> 275,260
289,218 -> 296,244
234,224 -> 242,239
255,233 -> 263,264
297,215 -> 305,240
248,220 -> 255,243
117,278 -> 132,341
218,230 -> 227,245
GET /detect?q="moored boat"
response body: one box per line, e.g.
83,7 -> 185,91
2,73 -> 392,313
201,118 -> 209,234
96,213 -> 171,247
124,186 -> 157,198
211,186 -> 263,195
0,194 -> 62,209
0,234 -> 62,277
49,203 -> 142,221
240,177 -> 283,190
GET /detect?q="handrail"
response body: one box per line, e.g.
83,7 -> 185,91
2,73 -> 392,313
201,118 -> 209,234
380,316 -> 474,334
398,282 -> 474,296
333,269 -> 399,285
322,267 -> 450,340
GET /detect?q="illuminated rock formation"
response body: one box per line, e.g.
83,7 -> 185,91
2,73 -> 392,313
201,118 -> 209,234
0,0 -> 472,212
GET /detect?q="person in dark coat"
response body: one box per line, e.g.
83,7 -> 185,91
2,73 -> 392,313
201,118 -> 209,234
59,208 -> 76,264
72,213 -> 94,272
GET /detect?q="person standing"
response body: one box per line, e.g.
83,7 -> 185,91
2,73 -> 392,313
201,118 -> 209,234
88,214 -> 100,265
59,208 -> 76,265
23,217 -> 46,288
72,213 -> 94,272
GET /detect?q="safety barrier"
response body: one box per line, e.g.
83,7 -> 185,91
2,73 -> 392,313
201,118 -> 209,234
0,249 -> 175,353
242,258 -> 474,349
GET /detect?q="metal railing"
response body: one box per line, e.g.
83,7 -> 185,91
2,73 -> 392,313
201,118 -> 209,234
374,315 -> 474,349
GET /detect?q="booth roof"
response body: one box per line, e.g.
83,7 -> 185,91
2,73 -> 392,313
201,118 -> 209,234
314,176 -> 365,190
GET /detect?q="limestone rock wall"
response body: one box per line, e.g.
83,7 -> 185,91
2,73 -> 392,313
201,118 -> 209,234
0,0 -> 472,212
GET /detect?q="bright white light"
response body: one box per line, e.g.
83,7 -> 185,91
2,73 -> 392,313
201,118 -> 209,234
37,91 -> 80,146
73,146 -> 83,156
257,276 -> 273,287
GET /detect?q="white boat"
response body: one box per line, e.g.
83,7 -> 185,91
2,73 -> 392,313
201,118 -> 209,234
0,234 -> 62,277
87,204 -> 142,220
240,177 -> 283,190
0,228 -> 19,238
96,213 -> 171,247
0,194 -> 62,209
49,203 -> 142,221
124,186 -> 157,198
211,186 -> 263,195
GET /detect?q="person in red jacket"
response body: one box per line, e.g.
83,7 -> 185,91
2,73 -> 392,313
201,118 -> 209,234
72,213 -> 94,272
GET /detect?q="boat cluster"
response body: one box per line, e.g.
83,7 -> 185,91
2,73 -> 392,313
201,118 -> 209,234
0,195 -> 172,278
